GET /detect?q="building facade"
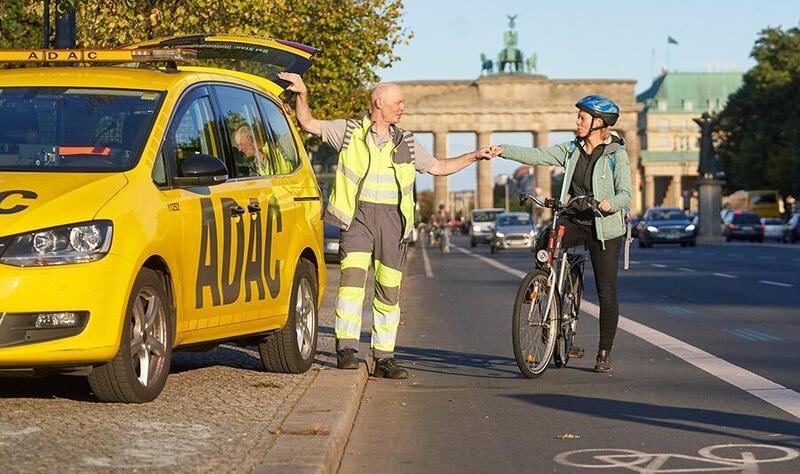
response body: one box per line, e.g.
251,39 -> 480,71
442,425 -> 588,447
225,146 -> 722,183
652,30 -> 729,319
637,71 -> 743,211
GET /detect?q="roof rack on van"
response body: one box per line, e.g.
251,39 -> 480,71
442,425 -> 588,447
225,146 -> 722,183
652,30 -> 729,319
0,48 -> 197,64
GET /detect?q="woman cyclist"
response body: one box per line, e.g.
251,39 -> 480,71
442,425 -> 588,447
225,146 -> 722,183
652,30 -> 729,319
491,95 -> 632,373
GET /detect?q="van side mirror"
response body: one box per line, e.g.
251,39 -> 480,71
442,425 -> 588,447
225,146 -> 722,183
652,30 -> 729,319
173,154 -> 228,187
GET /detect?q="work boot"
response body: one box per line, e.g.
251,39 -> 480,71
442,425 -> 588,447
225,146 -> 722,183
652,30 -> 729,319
373,357 -> 409,379
594,349 -> 612,373
336,349 -> 358,370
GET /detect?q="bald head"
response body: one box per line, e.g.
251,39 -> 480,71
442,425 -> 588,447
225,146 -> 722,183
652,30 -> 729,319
370,82 -> 405,124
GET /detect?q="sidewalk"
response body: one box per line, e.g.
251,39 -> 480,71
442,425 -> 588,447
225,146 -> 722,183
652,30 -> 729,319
255,261 -> 369,473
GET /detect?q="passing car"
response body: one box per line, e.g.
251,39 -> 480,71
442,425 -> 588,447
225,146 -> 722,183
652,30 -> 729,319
785,213 -> 800,243
469,207 -> 504,247
490,212 -> 536,254
0,35 -> 326,403
723,211 -> 764,242
323,223 -> 341,263
761,217 -> 785,242
637,208 -> 696,248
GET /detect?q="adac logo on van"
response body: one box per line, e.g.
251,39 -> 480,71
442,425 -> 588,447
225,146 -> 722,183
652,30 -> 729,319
0,190 -> 38,214
195,195 -> 283,308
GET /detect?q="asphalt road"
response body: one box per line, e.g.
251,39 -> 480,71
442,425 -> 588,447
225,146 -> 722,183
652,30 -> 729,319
339,235 -> 800,473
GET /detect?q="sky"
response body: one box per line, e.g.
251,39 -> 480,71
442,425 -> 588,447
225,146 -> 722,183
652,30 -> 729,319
379,0 -> 798,192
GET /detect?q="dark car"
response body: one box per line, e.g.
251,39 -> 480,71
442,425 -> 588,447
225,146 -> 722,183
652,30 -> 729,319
324,223 -> 342,263
638,207 -> 696,248
785,213 -> 800,243
723,211 -> 764,242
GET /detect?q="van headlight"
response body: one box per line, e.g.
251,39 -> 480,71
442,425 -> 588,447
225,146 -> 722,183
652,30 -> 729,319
685,224 -> 696,232
646,225 -> 659,233
472,225 -> 481,232
0,221 -> 113,267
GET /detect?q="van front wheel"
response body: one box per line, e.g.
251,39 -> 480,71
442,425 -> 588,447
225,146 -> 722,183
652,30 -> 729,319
88,269 -> 173,403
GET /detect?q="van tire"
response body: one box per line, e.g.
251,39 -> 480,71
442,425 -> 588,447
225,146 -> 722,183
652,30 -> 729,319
259,259 -> 318,373
88,269 -> 173,403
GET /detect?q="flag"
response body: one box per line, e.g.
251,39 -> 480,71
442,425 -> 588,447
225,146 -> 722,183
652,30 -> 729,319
667,36 -> 679,45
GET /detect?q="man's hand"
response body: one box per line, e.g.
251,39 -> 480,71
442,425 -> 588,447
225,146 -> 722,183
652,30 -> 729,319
475,147 -> 495,160
277,72 -> 308,95
489,145 -> 504,156
598,199 -> 613,212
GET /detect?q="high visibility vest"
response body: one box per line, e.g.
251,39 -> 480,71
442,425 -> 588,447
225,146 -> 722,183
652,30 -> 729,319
325,116 -> 417,240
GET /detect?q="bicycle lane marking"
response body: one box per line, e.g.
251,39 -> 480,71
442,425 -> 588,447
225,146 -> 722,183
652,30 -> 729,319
453,245 -> 800,421
554,444 -> 799,472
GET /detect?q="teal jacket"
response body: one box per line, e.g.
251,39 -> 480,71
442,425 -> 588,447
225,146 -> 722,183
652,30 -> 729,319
501,137 -> 632,245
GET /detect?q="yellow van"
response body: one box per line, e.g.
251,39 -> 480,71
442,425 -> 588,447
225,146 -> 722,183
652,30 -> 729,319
0,35 -> 325,402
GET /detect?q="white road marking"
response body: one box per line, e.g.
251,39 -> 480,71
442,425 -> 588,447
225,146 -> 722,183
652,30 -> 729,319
760,256 -> 777,260
759,280 -> 794,288
678,267 -> 696,272
652,263 -> 667,268
454,244 -> 800,421
630,260 -> 641,264
421,244 -> 434,278
713,272 -> 738,279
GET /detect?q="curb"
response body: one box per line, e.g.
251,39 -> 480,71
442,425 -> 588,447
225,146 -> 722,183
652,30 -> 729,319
255,361 -> 368,473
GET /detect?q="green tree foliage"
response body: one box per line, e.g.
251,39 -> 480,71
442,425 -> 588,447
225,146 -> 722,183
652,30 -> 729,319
717,25 -> 800,202
1,0 -> 409,119
416,189 -> 434,224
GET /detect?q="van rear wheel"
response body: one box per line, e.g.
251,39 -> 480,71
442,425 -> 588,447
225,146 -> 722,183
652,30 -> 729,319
88,269 -> 173,403
259,259 -> 318,373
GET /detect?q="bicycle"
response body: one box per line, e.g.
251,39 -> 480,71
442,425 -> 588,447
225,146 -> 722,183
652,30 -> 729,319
512,192 -> 598,378
431,226 -> 448,256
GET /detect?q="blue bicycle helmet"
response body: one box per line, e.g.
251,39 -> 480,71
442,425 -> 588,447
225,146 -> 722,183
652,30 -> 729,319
575,95 -> 620,127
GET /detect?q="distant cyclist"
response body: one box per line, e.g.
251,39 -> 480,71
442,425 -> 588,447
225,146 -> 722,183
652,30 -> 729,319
433,204 -> 452,251
492,95 -> 632,373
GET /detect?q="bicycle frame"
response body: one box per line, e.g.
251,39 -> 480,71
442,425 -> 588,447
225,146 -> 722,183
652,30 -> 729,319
520,193 -> 596,327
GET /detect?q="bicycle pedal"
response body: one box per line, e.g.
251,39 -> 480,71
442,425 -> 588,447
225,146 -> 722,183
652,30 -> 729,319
568,347 -> 585,359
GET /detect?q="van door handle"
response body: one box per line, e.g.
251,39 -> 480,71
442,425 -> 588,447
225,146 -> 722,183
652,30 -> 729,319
247,203 -> 261,213
230,205 -> 245,216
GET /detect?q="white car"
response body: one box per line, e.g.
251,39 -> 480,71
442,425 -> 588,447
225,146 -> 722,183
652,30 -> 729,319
761,217 -> 786,242
469,208 -> 504,247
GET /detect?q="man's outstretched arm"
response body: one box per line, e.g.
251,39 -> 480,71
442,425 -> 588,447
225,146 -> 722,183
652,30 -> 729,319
277,72 -> 321,137
427,148 -> 495,176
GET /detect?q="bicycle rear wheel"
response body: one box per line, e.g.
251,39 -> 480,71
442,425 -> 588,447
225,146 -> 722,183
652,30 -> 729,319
512,270 -> 558,378
555,264 -> 583,368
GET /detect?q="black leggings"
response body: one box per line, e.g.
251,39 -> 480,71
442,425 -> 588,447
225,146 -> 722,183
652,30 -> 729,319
535,217 -> 623,351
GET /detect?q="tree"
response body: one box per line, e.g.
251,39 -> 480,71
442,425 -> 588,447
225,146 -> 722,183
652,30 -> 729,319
416,189 -> 434,224
717,25 -> 800,207
1,0 -> 409,120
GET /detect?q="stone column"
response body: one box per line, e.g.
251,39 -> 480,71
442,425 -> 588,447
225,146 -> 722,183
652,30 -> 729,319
533,131 -> 552,220
645,173 -> 655,211
672,174 -> 683,209
622,129 -> 642,215
697,179 -> 725,243
433,130 -> 449,210
476,131 -> 493,209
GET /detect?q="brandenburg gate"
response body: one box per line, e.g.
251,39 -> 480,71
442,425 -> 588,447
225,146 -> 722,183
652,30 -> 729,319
396,16 -> 643,214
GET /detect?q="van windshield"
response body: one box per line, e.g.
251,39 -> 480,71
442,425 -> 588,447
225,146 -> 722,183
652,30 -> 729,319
0,87 -> 163,172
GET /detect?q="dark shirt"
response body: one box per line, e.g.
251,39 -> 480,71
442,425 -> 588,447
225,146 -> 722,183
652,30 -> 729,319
565,141 -> 605,225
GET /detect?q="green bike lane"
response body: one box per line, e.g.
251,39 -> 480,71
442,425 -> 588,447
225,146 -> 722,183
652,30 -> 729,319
338,236 -> 800,473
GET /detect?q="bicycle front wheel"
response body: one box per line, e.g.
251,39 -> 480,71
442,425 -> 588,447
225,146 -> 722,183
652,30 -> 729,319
512,270 -> 559,378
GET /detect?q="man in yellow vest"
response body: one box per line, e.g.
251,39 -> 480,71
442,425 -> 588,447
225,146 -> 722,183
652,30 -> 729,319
279,72 -> 494,378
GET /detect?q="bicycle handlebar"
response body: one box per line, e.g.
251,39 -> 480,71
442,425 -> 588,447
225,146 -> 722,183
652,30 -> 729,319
519,192 -> 598,211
